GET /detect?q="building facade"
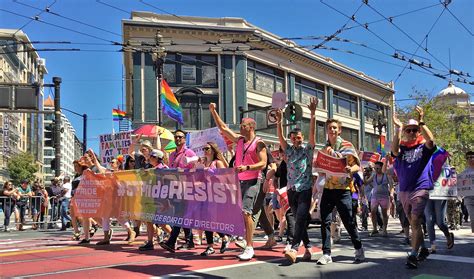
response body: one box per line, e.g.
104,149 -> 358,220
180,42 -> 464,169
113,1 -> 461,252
122,13 -> 395,151
43,96 -> 77,184
0,29 -> 47,183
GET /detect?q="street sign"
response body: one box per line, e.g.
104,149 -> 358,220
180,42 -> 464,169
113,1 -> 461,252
267,109 -> 278,124
271,92 -> 286,109
284,102 -> 302,122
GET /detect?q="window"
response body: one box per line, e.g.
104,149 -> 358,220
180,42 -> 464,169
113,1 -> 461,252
364,133 -> 380,152
247,60 -> 285,96
341,127 -> 359,149
365,101 -> 384,123
162,53 -> 217,87
246,105 -> 276,135
295,77 -> 325,109
333,90 -> 358,118
316,121 -> 326,145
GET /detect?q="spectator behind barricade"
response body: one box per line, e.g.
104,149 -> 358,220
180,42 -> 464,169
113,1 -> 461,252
31,182 -> 48,230
47,177 -> 63,227
16,180 -> 33,231
59,177 -> 72,231
2,181 -> 20,232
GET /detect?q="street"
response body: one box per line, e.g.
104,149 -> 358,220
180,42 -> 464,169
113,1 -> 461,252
1,218 -> 473,278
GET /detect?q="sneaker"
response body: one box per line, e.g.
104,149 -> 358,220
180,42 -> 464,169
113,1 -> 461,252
263,235 -> 269,240
128,231 -> 136,244
317,254 -> 333,265
220,240 -> 229,254
282,244 -> 292,254
447,232 -> 454,249
4,227 -> 10,232
406,255 -> 418,269
369,230 -> 379,237
284,249 -> 297,264
235,238 -> 247,250
159,241 -> 175,253
96,240 -> 110,245
139,241 -> 154,251
72,232 -> 81,241
417,247 -> 430,262
302,247 -> 313,261
237,247 -> 254,261
355,247 -> 365,262
275,235 -> 283,243
78,239 -> 90,244
261,237 -> 277,249
177,242 -> 195,250
200,246 -> 215,256
90,224 -> 99,238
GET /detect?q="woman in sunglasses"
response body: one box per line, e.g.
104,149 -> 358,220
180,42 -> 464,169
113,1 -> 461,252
198,142 -> 230,256
2,181 -> 20,232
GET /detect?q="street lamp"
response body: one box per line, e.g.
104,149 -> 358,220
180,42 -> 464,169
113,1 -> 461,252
372,109 -> 387,153
151,30 -> 167,126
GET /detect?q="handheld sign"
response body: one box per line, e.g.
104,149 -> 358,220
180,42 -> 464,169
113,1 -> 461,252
313,151 -> 347,177
457,168 -> 474,197
272,92 -> 286,109
99,131 -> 132,164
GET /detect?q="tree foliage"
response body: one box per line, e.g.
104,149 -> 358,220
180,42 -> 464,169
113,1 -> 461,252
396,88 -> 473,170
6,152 -> 38,186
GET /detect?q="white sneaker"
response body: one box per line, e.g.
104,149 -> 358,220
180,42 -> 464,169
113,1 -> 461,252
235,239 -> 247,250
283,244 -> 292,253
317,254 -> 333,265
263,235 -> 269,240
237,247 -> 254,261
355,247 -> 365,262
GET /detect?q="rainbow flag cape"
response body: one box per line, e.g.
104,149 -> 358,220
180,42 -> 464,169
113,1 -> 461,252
112,108 -> 126,121
431,146 -> 449,182
161,80 -> 183,124
377,135 -> 386,156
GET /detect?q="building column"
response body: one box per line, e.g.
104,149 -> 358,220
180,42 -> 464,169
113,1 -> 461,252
327,86 -> 334,118
360,98 -> 366,151
144,54 -> 157,123
235,55 -> 247,124
132,52 -> 142,128
386,106 -> 392,140
221,54 -> 234,124
287,73 -> 295,102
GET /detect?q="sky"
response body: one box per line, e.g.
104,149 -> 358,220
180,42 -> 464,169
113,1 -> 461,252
0,0 -> 473,153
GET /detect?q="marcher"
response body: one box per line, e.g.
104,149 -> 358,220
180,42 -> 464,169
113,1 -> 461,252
316,118 -> 365,265
276,97 -> 317,264
210,103 -> 268,261
391,106 -> 435,269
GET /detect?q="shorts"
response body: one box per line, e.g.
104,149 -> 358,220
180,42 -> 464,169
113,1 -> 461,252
240,178 -> 260,214
264,193 -> 273,206
271,193 -> 281,210
398,189 -> 429,218
371,197 -> 390,210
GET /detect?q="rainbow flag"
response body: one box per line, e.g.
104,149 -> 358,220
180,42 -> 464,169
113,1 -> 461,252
161,80 -> 183,124
377,135 -> 386,156
112,108 -> 126,121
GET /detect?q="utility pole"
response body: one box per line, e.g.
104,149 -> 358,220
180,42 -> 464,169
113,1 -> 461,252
83,113 -> 87,153
151,29 -> 168,126
53,77 -> 61,177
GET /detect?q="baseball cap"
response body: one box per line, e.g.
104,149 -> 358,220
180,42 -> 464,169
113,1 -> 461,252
150,149 -> 164,159
404,119 -> 419,130
140,140 -> 153,150
21,179 -> 29,184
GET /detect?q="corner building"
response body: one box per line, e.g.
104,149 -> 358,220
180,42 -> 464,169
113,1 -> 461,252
122,13 -> 395,150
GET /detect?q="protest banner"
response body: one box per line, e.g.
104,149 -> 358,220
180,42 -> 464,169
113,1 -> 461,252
457,168 -> 474,197
187,127 -> 228,157
99,131 -> 132,164
429,162 -> 458,200
359,151 -> 381,168
313,151 -> 348,177
72,168 -> 244,236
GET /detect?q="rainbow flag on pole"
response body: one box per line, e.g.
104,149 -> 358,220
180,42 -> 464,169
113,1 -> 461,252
377,135 -> 386,156
161,80 -> 183,124
112,108 -> 126,121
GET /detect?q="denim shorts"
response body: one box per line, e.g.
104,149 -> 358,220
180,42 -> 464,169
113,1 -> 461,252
240,178 -> 260,214
371,196 -> 390,210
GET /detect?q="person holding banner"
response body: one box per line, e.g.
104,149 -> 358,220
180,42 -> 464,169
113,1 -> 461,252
209,103 -> 268,261
160,129 -> 199,253
316,118 -> 365,265
459,151 -> 474,233
276,97 -> 317,264
197,142 -> 231,256
391,106 -> 435,269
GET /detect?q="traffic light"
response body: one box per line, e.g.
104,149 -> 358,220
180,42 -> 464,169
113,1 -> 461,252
44,123 -> 55,147
284,102 -> 302,122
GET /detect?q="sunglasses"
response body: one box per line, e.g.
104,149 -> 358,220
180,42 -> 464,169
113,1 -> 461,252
174,135 -> 184,139
129,160 -> 135,163
405,128 -> 419,133
202,147 -> 211,151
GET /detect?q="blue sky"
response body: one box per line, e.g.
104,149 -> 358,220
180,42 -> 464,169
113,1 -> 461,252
0,0 -> 473,153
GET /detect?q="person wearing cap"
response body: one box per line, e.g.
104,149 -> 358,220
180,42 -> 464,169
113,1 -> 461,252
16,180 -> 32,231
392,106 -> 436,269
59,176 -> 72,231
208,103 -> 268,261
159,129 -> 199,253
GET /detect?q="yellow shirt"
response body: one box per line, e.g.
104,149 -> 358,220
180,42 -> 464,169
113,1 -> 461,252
324,155 -> 357,191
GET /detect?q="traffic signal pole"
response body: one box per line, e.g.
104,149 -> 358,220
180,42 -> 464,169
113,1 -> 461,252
53,77 -> 61,177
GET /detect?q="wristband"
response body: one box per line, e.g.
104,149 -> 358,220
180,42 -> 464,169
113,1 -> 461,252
246,165 -> 250,171
419,122 -> 425,126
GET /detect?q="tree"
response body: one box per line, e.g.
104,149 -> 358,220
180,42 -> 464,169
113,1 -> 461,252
6,152 -> 38,186
395,88 -> 474,170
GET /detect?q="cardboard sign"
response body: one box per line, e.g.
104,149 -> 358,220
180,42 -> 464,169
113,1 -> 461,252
429,162 -> 458,200
187,127 -> 228,157
313,151 -> 348,177
99,131 -> 132,164
359,151 -> 381,168
271,92 -> 286,109
457,168 -> 474,197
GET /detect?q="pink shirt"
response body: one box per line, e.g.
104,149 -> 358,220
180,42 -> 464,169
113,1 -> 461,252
169,146 -> 196,169
235,136 -> 262,181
